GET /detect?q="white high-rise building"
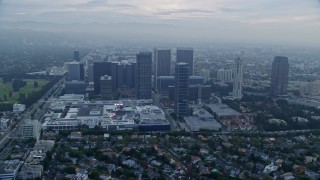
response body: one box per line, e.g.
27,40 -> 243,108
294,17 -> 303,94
232,58 -> 243,99
217,69 -> 233,82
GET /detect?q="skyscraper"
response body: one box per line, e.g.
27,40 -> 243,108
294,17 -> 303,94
271,56 -> 289,96
154,48 -> 171,76
174,63 -> 190,118
100,75 -> 113,100
176,48 -> 194,75
93,61 -> 112,94
74,50 -> 80,62
154,48 -> 171,90
232,58 -> 243,99
66,61 -> 84,81
79,63 -> 85,81
136,52 -> 152,99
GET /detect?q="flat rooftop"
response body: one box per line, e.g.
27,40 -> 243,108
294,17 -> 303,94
0,160 -> 22,174
77,106 -> 103,116
184,116 -> 221,129
206,103 -> 242,117
192,107 -> 215,120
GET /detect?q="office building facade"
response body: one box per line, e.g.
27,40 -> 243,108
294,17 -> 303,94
232,58 -> 243,99
174,63 -> 190,118
93,61 -> 112,94
21,120 -> 40,140
136,52 -> 152,99
271,56 -> 289,96
66,61 -> 84,81
74,50 -> 80,62
100,75 -> 113,100
156,76 -> 204,96
154,48 -> 171,88
176,48 -> 194,75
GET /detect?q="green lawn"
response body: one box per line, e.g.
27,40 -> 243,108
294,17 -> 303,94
0,78 -> 49,104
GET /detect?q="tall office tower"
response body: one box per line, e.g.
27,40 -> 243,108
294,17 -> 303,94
100,75 -> 113,100
87,64 -> 94,82
66,61 -> 84,81
115,61 -> 137,89
174,63 -> 190,118
125,62 -> 137,89
154,48 -> 171,88
270,56 -> 289,96
79,63 -> 85,81
136,52 -> 152,99
176,48 -> 194,75
232,58 -> 243,99
93,61 -> 112,94
74,50 -> 80,62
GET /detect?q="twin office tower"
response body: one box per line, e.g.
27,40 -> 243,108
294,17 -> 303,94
93,48 -> 194,99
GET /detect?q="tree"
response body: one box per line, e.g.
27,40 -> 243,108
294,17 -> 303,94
18,93 -> 26,102
12,79 -> 26,92
33,81 -> 39,88
89,169 -> 100,179
64,166 -> 76,174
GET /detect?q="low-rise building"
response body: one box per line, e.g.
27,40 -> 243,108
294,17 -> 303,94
184,116 -> 221,131
33,140 -> 55,152
0,118 -> 10,130
65,80 -> 87,94
136,106 -> 170,131
18,164 -> 43,180
21,120 -> 41,140
205,103 -> 242,120
0,160 -> 23,180
13,103 -> 26,114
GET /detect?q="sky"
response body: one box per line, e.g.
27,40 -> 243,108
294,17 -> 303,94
0,0 -> 320,45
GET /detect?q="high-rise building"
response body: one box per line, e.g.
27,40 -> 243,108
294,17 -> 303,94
154,48 -> 171,89
156,76 -> 204,96
136,52 -> 152,99
79,63 -> 85,81
93,60 -> 137,94
271,56 -> 289,96
66,61 -> 84,81
177,48 -> 194,75
87,64 -> 94,82
232,58 -> 243,99
117,61 -> 137,89
100,75 -> 113,100
217,69 -> 233,82
93,61 -> 112,94
174,63 -> 190,118
74,50 -> 80,62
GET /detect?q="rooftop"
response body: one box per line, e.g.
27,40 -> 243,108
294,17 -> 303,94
184,116 -> 222,131
206,103 -> 242,117
0,160 -> 23,175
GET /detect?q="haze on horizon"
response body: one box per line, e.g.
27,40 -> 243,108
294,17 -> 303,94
1,0 -> 320,46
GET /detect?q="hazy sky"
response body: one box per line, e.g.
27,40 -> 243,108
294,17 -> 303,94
1,0 -> 320,45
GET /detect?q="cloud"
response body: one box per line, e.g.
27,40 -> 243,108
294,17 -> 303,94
1,0 -> 320,25
154,8 -> 213,18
